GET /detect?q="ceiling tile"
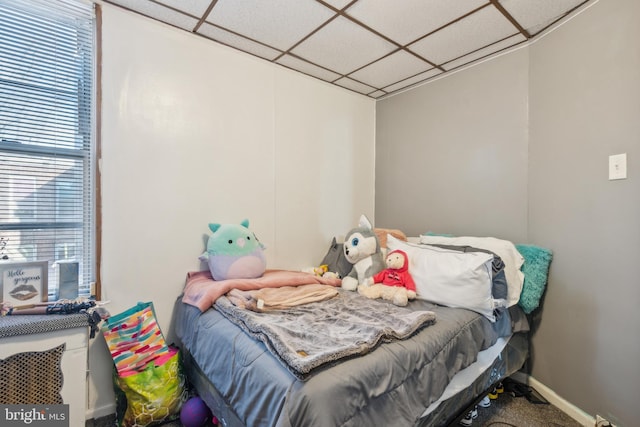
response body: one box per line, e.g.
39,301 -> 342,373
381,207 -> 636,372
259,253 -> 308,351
346,0 -> 487,46
382,68 -> 443,94
198,23 -> 282,61
408,5 -> 518,65
206,0 -> 336,51
291,15 -> 397,75
276,54 -> 342,82
442,34 -> 527,71
334,77 -> 377,95
499,0 -> 586,35
107,0 -> 199,30
156,0 -> 212,18
349,50 -> 431,89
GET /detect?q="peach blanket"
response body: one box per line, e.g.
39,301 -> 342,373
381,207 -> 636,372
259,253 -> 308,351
182,269 -> 342,312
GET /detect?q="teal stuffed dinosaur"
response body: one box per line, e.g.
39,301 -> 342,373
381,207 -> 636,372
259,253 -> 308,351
200,219 -> 266,281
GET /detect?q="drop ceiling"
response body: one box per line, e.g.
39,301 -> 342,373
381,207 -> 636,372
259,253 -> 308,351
102,0 -> 593,99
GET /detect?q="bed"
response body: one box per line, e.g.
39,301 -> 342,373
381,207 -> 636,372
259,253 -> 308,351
172,234 -> 550,427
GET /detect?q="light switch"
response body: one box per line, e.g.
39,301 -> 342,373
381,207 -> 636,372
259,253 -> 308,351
609,153 -> 627,180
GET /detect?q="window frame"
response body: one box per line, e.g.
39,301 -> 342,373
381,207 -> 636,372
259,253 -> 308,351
0,0 -> 101,300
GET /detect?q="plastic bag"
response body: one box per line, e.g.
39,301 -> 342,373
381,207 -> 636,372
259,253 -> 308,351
113,346 -> 188,426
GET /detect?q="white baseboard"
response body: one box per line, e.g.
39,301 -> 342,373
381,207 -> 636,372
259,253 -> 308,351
511,372 -> 593,426
86,403 -> 116,421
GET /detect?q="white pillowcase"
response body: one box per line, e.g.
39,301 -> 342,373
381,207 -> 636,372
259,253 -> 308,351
419,234 -> 524,307
387,235 -> 497,321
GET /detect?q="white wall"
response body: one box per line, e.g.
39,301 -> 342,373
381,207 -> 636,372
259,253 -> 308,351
90,5 -> 375,417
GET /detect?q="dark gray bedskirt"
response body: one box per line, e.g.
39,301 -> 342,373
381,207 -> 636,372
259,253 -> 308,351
418,332 -> 529,426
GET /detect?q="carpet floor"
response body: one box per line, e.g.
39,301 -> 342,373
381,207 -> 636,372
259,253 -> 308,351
452,391 -> 583,427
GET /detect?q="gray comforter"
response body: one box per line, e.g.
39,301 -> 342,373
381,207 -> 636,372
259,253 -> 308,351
174,292 -> 515,427
215,289 -> 437,379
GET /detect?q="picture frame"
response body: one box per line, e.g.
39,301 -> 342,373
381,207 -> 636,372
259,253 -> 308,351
0,261 -> 49,306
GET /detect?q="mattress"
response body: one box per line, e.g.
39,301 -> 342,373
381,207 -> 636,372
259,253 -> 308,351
172,294 -> 529,427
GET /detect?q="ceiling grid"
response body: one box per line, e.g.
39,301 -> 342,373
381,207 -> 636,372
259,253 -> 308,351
102,0 -> 592,98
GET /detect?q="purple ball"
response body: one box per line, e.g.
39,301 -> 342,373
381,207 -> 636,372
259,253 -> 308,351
180,396 -> 212,427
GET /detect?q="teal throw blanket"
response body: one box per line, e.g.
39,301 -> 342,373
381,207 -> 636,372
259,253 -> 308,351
515,244 -> 553,314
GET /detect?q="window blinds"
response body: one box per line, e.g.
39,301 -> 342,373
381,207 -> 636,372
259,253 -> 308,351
0,0 -> 95,299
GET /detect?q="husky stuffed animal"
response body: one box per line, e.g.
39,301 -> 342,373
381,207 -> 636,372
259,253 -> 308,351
341,215 -> 386,291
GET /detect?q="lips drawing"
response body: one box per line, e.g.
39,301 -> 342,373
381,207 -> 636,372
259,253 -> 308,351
9,284 -> 39,301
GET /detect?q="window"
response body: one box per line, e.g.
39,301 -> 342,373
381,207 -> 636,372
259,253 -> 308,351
0,0 -> 96,300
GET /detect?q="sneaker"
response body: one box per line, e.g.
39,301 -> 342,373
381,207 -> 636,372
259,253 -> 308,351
489,381 -> 504,399
478,395 -> 491,408
459,406 -> 478,426
488,387 -> 499,400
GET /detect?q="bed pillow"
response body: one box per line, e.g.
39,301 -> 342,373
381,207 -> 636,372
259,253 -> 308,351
419,234 -> 524,307
387,235 -> 497,321
374,228 -> 407,248
427,243 -> 508,301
